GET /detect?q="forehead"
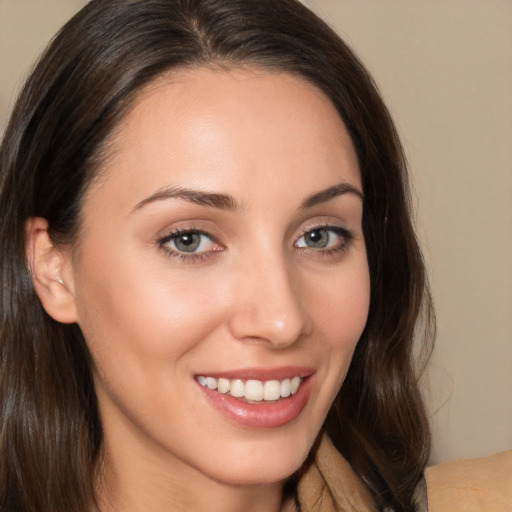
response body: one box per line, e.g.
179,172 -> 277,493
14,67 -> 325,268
87,67 -> 361,210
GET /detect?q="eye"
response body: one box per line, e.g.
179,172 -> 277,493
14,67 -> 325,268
170,232 -> 211,253
295,226 -> 352,252
158,228 -> 222,259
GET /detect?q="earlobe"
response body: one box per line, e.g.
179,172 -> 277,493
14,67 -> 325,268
25,217 -> 78,324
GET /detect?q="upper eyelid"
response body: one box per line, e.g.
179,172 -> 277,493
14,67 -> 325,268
295,223 -> 353,239
159,226 -> 217,242
299,226 -> 350,239
162,227 -> 207,237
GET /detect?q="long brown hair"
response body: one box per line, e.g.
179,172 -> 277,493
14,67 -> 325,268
0,1 -> 434,510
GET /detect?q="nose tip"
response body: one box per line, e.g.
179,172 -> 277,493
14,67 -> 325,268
227,262 -> 311,348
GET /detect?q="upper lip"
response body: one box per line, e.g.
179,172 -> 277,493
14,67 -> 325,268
194,366 -> 315,381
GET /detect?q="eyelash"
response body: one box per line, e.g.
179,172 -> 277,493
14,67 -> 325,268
157,225 -> 354,263
158,227 -> 222,262
294,225 -> 354,258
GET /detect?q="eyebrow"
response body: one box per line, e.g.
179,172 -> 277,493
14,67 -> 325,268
132,181 -> 363,214
132,186 -> 240,213
300,182 -> 363,209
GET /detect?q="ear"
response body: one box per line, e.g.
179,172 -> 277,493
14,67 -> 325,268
25,217 -> 78,324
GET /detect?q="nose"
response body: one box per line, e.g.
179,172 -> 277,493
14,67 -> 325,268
227,256 -> 312,348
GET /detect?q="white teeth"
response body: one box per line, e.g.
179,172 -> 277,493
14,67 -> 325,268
263,380 -> 281,401
291,376 -> 301,395
230,379 -> 245,398
280,378 -> 291,398
245,380 -> 263,401
196,375 -> 304,401
217,378 -> 230,394
205,377 -> 217,390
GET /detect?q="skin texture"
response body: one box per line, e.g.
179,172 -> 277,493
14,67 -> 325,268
29,68 -> 370,512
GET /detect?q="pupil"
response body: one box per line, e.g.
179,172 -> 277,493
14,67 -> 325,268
307,229 -> 328,248
175,233 -> 200,252
180,234 -> 194,246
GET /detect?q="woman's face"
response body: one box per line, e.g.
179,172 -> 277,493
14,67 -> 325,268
64,68 -> 370,489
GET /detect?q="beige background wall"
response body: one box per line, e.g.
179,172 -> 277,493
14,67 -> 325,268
1,0 -> 511,465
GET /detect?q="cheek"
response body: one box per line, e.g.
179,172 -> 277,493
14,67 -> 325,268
308,258 -> 370,384
73,251 -> 231,377
73,259 -> 233,440
310,261 -> 370,343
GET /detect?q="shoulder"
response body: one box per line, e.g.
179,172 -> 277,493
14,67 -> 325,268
425,449 -> 512,512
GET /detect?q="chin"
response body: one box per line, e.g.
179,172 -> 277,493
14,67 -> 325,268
199,429 -> 317,487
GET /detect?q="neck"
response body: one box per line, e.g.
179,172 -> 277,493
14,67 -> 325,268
95,441 -> 293,512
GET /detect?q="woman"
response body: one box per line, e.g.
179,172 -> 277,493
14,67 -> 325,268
0,1 -> 434,511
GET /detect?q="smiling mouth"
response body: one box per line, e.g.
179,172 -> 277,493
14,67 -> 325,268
195,376 -> 303,402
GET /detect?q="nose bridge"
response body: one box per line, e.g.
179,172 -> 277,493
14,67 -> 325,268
228,247 -> 310,347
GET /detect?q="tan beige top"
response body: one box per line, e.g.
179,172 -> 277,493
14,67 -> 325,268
425,449 -> 512,512
297,433 -> 512,512
296,434 -> 377,512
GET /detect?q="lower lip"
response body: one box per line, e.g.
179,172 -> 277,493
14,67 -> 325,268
197,377 -> 313,428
